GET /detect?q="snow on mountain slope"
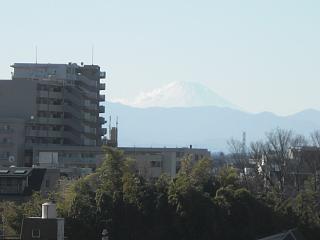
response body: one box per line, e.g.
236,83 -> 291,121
116,81 -> 237,109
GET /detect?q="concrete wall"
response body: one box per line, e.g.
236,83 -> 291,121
0,118 -> 26,166
0,79 -> 37,119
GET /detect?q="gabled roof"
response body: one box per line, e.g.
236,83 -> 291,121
258,229 -> 305,240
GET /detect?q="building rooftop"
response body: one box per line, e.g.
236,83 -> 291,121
0,167 -> 53,196
0,167 -> 33,177
258,229 -> 305,240
11,62 -> 100,69
120,146 -> 210,152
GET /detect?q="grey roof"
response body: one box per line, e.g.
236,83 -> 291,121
258,229 -> 305,240
0,167 -> 48,196
258,232 -> 286,240
0,167 -> 33,177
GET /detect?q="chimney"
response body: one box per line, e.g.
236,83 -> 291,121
42,202 -> 57,219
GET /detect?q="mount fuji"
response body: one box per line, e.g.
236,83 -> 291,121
114,81 -> 237,109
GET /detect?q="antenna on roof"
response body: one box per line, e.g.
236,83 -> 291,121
116,116 -> 118,128
91,45 -> 94,65
35,46 -> 38,64
242,131 -> 246,154
116,116 -> 119,145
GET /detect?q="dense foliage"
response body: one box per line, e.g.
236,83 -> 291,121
1,146 -> 320,239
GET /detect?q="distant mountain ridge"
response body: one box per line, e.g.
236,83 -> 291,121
103,102 -> 320,151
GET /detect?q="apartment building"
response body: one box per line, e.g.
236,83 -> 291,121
0,62 -> 106,170
0,167 -> 59,200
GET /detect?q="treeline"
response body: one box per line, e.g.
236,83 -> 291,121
1,129 -> 320,239
0,129 -> 320,240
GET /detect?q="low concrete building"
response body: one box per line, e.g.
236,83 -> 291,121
120,146 -> 211,179
21,202 -> 64,240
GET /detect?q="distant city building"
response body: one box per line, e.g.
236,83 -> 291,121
251,146 -> 320,193
288,146 -> 320,190
0,167 -> 59,200
0,63 -> 106,173
120,146 -> 212,179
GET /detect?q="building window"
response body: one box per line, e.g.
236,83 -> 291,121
32,229 -> 41,238
52,86 -> 62,92
150,161 -> 161,167
176,152 -> 184,158
0,152 -> 10,159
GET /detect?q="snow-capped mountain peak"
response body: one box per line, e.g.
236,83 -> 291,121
129,81 -> 236,109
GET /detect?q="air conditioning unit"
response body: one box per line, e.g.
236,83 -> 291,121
8,155 -> 15,163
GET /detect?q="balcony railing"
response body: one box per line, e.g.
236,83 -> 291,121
37,117 -> 63,125
27,130 -> 63,138
99,117 -> 106,125
100,71 -> 106,79
99,105 -> 105,113
99,83 -> 106,90
100,128 -> 107,135
99,94 -> 105,102
37,104 -> 63,112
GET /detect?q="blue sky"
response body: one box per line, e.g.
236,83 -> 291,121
0,0 -> 319,115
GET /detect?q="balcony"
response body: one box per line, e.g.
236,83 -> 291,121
78,85 -> 98,99
99,117 -> 106,125
38,104 -> 63,112
38,90 -> 63,99
99,94 -> 105,102
78,75 -> 97,87
100,128 -> 107,135
37,117 -> 63,125
83,114 -> 96,122
100,71 -> 106,79
99,105 -> 105,113
83,102 -> 98,111
27,130 -> 63,138
99,83 -> 106,90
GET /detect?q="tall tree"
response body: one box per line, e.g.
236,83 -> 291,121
227,138 -> 249,187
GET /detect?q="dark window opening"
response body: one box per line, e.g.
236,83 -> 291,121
32,229 -> 40,238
